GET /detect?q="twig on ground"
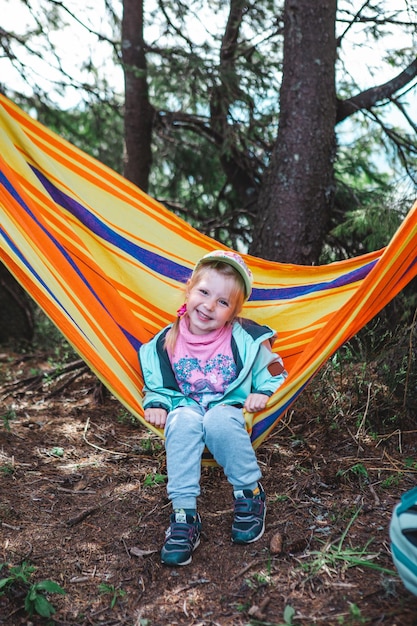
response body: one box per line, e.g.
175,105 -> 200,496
0,359 -> 87,396
66,496 -> 116,527
175,578 -> 211,593
66,506 -> 100,527
368,482 -> 381,506
121,537 -> 131,559
355,382 -> 372,443
83,417 -> 128,456
231,558 -> 265,580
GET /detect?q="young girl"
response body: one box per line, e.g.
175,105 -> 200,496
139,250 -> 287,566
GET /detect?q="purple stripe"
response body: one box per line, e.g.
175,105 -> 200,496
1,170 -> 141,350
33,167 -> 192,285
32,167 -> 379,301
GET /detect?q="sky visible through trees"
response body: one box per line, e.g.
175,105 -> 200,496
1,1 -> 415,115
1,1 -> 416,210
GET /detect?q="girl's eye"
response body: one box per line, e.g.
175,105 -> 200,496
219,299 -> 229,307
199,288 -> 208,295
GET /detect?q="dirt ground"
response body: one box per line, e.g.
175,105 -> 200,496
1,349 -> 417,626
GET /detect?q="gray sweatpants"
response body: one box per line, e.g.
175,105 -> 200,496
164,404 -> 261,510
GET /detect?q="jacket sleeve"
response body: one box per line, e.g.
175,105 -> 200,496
139,330 -> 180,412
251,341 -> 287,396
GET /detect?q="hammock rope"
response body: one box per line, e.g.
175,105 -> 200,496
1,94 -> 417,457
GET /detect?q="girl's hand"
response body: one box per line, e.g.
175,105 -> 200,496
244,393 -> 269,413
144,407 -> 168,428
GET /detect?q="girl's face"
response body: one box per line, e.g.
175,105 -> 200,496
186,268 -> 238,335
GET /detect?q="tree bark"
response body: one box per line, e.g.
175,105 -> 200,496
250,0 -> 337,265
122,0 -> 153,191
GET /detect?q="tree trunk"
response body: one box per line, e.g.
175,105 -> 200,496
122,0 -> 153,191
209,0 -> 257,206
250,0 -> 337,265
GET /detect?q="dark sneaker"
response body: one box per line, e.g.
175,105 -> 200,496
232,483 -> 266,544
161,510 -> 201,566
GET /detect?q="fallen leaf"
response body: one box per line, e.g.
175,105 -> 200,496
130,547 -> 158,558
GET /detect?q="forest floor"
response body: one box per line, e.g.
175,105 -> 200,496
1,348 -> 417,626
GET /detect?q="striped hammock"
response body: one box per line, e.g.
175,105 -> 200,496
1,94 -> 417,459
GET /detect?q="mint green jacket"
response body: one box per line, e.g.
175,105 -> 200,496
139,318 -> 287,413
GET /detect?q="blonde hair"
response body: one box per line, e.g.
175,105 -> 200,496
164,261 -> 246,353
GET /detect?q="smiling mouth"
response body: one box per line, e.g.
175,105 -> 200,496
196,309 -> 212,321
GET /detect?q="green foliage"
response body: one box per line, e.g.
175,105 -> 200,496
298,509 -> 395,580
145,1 -> 282,250
337,463 -> 369,486
149,126 -> 254,250
282,605 -> 296,625
0,464 -> 15,476
326,132 -> 409,262
247,603 -> 296,625
380,473 -> 402,489
117,409 -> 138,425
34,97 -> 124,173
24,579 -> 66,618
47,446 -> 65,458
143,472 -> 167,488
0,562 -> 66,618
323,99 -> 417,265
246,569 -> 272,588
0,561 -> 35,588
369,316 -> 417,410
32,308 -> 76,358
98,582 -> 126,609
327,298 -> 417,415
273,494 -> 289,503
138,435 -> 163,454
1,408 -> 16,431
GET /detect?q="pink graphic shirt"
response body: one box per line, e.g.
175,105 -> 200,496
169,317 -> 237,408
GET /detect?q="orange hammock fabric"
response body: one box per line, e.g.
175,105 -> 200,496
1,93 -> 416,456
